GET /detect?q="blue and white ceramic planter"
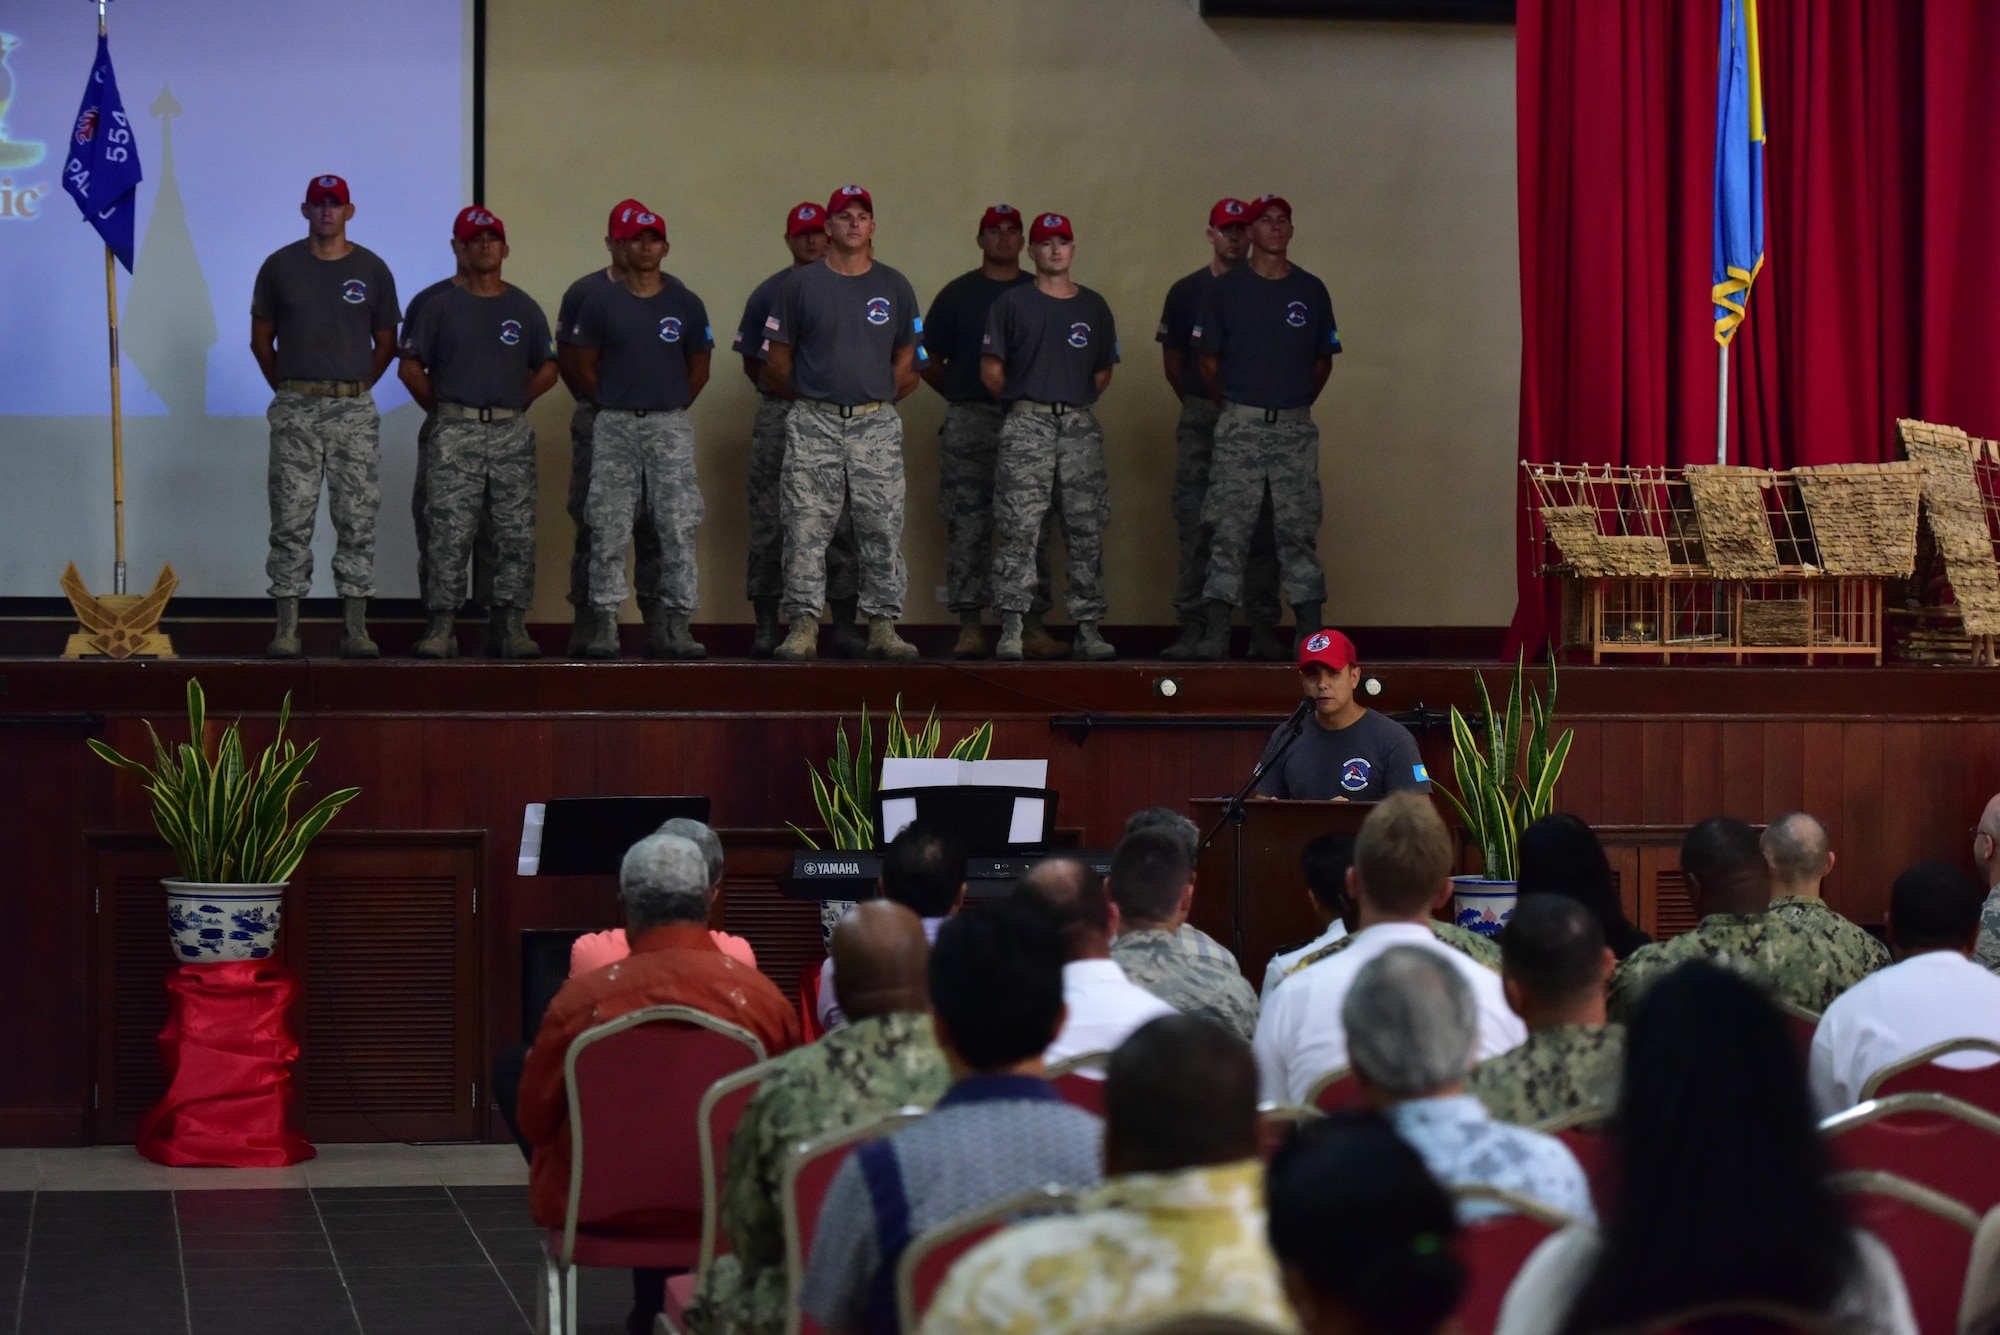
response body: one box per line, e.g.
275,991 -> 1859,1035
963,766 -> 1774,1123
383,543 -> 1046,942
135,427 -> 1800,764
163,881 -> 286,962
1450,876 -> 1518,939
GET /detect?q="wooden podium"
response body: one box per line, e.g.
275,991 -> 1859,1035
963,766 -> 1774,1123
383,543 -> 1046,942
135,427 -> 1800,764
1190,798 -> 1375,985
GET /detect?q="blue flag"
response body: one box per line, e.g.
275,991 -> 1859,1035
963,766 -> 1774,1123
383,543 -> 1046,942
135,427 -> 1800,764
61,34 -> 144,272
1711,0 -> 1765,346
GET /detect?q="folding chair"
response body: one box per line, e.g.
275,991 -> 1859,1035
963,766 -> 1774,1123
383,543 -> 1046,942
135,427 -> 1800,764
1451,1184 -> 1581,1335
1255,1101 -> 1320,1160
1048,1050 -> 1113,1115
1543,1119 -> 1617,1218
780,1107 -> 928,1335
1821,1091 -> 2000,1215
1773,999 -> 1820,1057
894,1183 -> 1076,1333
1830,1169 -> 1978,1335
1860,1037 -> 2000,1114
1961,1203 -> 2000,1335
1306,1065 -> 1365,1113
658,1057 -> 777,1334
798,963 -> 825,1042
543,1005 -> 768,1335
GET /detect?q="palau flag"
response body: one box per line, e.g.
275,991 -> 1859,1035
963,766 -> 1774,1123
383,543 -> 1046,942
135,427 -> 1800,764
1712,0 -> 1765,346
61,34 -> 144,271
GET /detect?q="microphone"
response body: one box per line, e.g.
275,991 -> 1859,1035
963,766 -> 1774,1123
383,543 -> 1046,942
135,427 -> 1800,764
1280,697 -> 1313,733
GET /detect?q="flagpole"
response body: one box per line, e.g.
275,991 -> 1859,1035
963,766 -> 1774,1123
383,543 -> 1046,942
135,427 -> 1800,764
1716,341 -> 1729,467
97,0 -> 126,595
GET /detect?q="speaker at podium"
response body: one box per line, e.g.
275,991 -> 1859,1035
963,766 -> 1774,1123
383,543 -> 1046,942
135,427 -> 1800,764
1190,798 -> 1375,985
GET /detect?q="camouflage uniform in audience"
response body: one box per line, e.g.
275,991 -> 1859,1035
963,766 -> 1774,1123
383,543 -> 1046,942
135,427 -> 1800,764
685,1012 -> 949,1335
1607,912 -> 1863,1024
1178,923 -> 1237,967
1971,886 -> 2000,974
1467,1023 -> 1625,1131
1110,930 -> 1259,1042
1283,919 -> 1501,978
1766,896 -> 1891,978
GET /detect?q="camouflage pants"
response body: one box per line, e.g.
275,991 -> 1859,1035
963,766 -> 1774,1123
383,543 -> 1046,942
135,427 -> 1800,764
586,408 -> 703,612
567,402 -> 664,608
1202,403 -> 1327,607
1173,395 -> 1281,622
747,394 -> 858,601
938,402 -> 1053,614
266,389 -> 380,599
780,401 -> 906,621
413,411 -> 498,608
424,416 -> 536,611
993,408 -> 1109,621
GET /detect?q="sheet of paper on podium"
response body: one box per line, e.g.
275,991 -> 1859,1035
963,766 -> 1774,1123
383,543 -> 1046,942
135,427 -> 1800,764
879,758 -> 1050,844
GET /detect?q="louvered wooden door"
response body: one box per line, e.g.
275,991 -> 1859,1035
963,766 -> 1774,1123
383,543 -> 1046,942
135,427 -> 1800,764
89,832 -> 484,1144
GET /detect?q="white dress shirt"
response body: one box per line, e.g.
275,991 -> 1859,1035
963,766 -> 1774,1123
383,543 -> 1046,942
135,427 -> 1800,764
817,914 -> 947,1031
1045,957 -> 1178,1066
1253,921 -> 1527,1105
1260,921 -> 1348,1001
1808,949 -> 2000,1114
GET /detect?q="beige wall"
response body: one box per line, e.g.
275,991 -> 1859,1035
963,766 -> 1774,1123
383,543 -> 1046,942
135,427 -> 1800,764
486,1 -> 1518,627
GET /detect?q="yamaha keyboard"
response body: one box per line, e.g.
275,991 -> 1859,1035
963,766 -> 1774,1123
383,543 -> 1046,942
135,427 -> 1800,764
783,850 -> 1112,900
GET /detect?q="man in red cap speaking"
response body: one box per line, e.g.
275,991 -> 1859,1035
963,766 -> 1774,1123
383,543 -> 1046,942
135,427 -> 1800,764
250,174 -> 401,658
1255,629 -> 1430,801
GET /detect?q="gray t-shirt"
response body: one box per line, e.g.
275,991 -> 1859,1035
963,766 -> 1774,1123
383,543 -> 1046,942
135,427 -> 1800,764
401,277 -> 457,342
1156,265 -> 1214,353
250,239 -> 401,382
762,258 -> 922,406
926,269 -> 1032,403
733,265 -> 792,365
1190,262 -> 1340,410
1254,707 -> 1430,801
980,283 -> 1119,407
401,284 -> 552,411
564,276 -> 712,412
557,267 -> 619,340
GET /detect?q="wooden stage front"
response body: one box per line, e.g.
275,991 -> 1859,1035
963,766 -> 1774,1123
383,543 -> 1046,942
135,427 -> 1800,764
4,655 -> 1994,1148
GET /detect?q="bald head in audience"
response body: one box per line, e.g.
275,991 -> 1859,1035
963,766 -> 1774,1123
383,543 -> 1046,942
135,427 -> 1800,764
1015,857 -> 1120,961
829,901 -> 931,1022
1761,812 -> 1834,901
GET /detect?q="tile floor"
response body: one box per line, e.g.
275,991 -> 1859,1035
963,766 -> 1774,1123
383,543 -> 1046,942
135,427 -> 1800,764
0,1146 -> 637,1334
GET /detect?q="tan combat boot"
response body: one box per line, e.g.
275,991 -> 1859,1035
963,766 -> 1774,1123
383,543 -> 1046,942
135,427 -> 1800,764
995,612 -> 1025,662
412,611 -> 457,659
338,597 -> 380,659
266,597 -> 302,659
493,607 -> 541,660
774,616 -> 819,661
952,610 -> 988,659
865,617 -> 919,661
1021,612 -> 1068,660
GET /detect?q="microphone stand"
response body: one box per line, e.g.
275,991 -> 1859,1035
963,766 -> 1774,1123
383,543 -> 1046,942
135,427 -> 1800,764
1198,700 -> 1314,961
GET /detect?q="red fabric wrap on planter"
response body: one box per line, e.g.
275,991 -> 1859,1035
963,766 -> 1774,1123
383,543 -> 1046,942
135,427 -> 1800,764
135,961 -> 315,1167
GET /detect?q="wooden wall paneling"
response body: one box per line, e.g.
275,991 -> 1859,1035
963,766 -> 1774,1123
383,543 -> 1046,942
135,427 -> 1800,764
1836,723 -> 1886,924
1639,722 -> 1684,825
1719,721 -> 1765,820
1680,721 -> 1724,824
717,830 -> 827,1009
1762,721 -> 1806,821
1597,722 -> 1645,824
87,837 -> 178,1143
1554,720 -> 1604,823
1877,725 -> 1924,887
1798,724 -> 1845,839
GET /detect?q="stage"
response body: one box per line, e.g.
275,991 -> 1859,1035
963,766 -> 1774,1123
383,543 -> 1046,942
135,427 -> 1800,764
3,652 -> 1992,1149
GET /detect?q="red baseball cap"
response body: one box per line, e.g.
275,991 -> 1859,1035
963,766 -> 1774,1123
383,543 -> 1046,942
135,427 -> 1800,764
825,184 -> 874,217
606,199 -> 648,236
305,174 -> 349,206
612,207 -> 666,242
979,204 -> 1022,232
1208,197 -> 1251,229
786,201 -> 826,236
1250,194 -> 1293,221
1029,212 -> 1073,243
452,206 -> 505,243
1297,628 -> 1358,672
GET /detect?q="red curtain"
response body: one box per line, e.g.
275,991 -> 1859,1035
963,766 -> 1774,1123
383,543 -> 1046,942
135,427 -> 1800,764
1510,0 -> 2000,651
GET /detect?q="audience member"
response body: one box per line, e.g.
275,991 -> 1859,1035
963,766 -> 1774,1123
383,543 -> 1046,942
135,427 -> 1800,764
1468,895 -> 1623,1130
1256,794 -> 1526,1104
1516,813 -> 1650,958
1760,812 -> 1892,978
922,1015 -> 1293,1335
1972,792 -> 2000,973
801,900 -> 1103,1335
1261,833 -> 1354,1001
820,820 -> 968,1030
1495,962 -> 1915,1335
1346,946 -> 1593,1223
1108,828 -> 1261,1041
687,902 -> 950,1335
1015,856 -> 1175,1065
1267,1112 -> 1466,1335
1607,816 -> 1856,1023
1809,860 -> 2000,1114
517,834 -> 799,1335
1124,805 -> 1238,964
568,817 -> 758,974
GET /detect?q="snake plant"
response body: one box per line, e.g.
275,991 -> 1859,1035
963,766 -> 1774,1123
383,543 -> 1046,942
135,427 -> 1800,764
792,694 -> 994,850
87,678 -> 361,884
1439,652 -> 1573,883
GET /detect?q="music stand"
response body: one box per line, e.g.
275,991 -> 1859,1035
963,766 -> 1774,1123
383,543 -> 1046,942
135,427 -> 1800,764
534,796 -> 712,876
872,786 -> 1057,857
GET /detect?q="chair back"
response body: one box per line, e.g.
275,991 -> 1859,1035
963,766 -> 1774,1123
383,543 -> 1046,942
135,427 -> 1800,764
1101,1317 -> 1296,1335
894,1184 -> 1075,1334
1551,1125 -> 1617,1218
1830,1170 -> 1978,1335
798,963 -> 825,1043
1451,1185 -> 1578,1335
560,1005 -> 768,1268
1821,1092 -> 2000,1215
1860,1038 -> 2000,1112
781,1107 -> 928,1335
1048,1050 -> 1112,1116
1307,1066 -> 1365,1113
696,1057 -> 774,1269
1625,1300 -> 1841,1334
1772,999 -> 1820,1057
1256,1102 -> 1320,1160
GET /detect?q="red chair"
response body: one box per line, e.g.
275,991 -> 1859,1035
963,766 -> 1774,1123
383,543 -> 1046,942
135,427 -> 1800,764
1821,1092 -> 2000,1216
1257,1102 -> 1320,1160
658,1059 -> 776,1333
894,1183 -> 1076,1333
781,1107 -> 928,1335
1831,1169 -> 1978,1335
1551,1125 -> 1617,1218
1307,1066 -> 1366,1113
1861,1038 -> 2000,1114
798,962 -> 826,1042
1774,999 -> 1821,1057
1048,1051 -> 1111,1116
542,1005 -> 769,1335
1450,1185 -> 1579,1335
